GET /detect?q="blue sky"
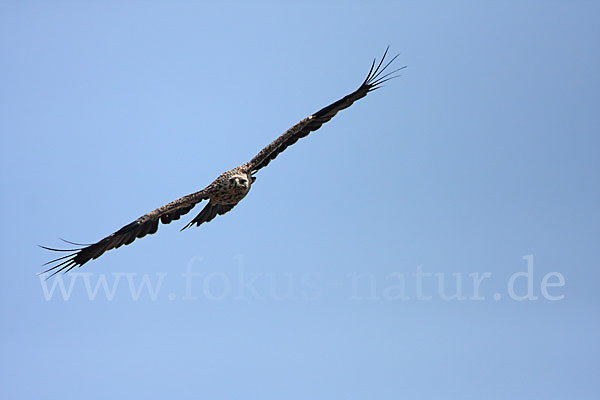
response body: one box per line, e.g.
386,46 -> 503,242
1,1 -> 599,399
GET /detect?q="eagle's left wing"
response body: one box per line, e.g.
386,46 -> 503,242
40,189 -> 209,278
245,48 -> 404,174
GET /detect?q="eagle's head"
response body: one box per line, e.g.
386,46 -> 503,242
230,175 -> 252,191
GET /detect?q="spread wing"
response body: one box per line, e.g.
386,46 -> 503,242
245,47 -> 404,174
40,189 -> 209,278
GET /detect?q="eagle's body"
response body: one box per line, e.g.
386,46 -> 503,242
41,49 -> 404,278
207,168 -> 253,205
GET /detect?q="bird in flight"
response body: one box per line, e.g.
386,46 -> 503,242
41,48 -> 404,278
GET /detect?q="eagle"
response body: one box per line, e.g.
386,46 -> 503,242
41,48 -> 403,278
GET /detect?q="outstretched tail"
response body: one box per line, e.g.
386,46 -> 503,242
181,202 -> 236,230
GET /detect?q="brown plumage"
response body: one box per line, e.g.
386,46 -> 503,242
41,48 -> 404,278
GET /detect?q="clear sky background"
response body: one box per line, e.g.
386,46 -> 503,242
1,1 -> 598,399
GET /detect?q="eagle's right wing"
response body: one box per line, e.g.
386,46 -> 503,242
40,189 -> 209,278
244,47 -> 404,174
